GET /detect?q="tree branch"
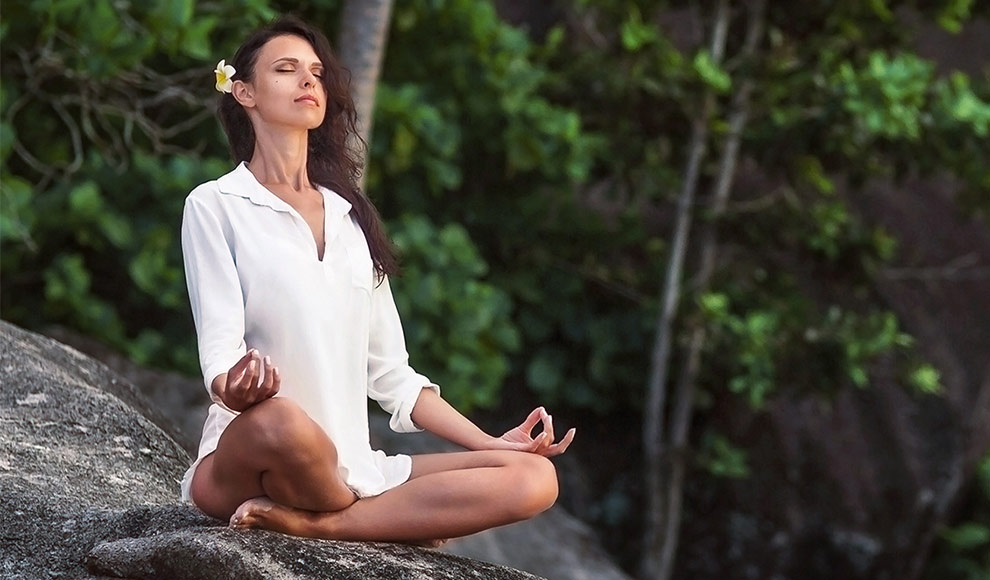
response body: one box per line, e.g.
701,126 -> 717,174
641,1 -> 732,579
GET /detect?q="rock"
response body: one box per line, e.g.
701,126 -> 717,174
443,507 -> 634,580
371,419 -> 635,580
0,321 -> 546,580
87,527 -> 542,580
42,324 -> 206,455
43,323 -> 634,580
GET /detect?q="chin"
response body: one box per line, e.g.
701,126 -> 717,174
303,113 -> 326,130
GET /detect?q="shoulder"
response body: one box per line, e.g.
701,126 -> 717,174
185,180 -> 220,206
184,164 -> 242,212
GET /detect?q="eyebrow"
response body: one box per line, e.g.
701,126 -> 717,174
271,57 -> 324,68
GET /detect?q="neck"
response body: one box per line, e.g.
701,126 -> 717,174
246,125 -> 311,191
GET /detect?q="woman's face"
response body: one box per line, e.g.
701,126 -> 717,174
238,34 -> 327,131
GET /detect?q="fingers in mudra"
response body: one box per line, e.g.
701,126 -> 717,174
546,427 -> 576,457
226,349 -> 280,411
504,407 -> 576,457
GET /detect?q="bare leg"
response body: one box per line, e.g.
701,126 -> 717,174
230,449 -> 559,542
189,397 -> 357,519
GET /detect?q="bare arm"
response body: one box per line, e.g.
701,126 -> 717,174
410,388 -> 575,456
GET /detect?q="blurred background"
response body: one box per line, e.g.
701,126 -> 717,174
1,1 -> 988,579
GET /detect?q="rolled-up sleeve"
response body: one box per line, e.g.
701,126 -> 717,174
181,192 -> 247,403
366,275 -> 440,433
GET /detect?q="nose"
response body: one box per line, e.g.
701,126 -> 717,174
302,70 -> 318,88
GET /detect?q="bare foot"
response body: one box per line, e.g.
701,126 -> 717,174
230,497 -> 448,547
229,497 -> 323,538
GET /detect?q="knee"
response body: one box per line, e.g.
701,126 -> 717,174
237,397 -> 334,461
506,454 -> 559,520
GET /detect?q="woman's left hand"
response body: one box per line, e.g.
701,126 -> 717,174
495,407 -> 576,457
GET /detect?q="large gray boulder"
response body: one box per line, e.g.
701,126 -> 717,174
44,324 -> 634,580
0,320 -> 544,580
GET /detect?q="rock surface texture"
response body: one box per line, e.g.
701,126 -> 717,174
44,323 -> 634,580
0,321 -> 545,580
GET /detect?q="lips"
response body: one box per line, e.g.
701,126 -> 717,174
295,95 -> 319,105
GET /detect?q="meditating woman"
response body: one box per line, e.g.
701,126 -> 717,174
179,15 -> 575,543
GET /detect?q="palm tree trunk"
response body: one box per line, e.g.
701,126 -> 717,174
337,0 -> 394,190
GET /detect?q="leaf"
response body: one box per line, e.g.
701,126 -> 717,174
68,182 -> 104,217
693,51 -> 731,93
939,523 -> 990,551
0,176 -> 35,243
697,431 -> 750,479
699,292 -> 729,319
180,15 -> 217,60
97,212 -> 133,248
0,121 -> 14,165
154,0 -> 194,30
796,156 -> 835,195
621,6 -> 657,52
936,0 -> 974,33
909,364 -> 942,395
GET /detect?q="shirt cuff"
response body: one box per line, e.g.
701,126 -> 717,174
389,382 -> 441,433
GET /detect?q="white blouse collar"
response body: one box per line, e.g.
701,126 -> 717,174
217,161 -> 353,220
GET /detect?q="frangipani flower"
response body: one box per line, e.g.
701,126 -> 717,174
215,60 -> 236,93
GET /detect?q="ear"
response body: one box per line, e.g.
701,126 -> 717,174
231,80 -> 255,108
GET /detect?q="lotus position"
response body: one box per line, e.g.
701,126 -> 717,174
179,15 -> 575,544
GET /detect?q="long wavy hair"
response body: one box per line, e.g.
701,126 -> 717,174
217,15 -> 397,278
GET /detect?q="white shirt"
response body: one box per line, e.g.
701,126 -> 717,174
178,161 -> 438,500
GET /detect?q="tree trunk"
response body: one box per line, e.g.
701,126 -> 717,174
659,2 -> 766,579
640,1 -> 730,579
337,0 -> 394,191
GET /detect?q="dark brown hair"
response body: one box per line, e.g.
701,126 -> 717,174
217,14 -> 397,278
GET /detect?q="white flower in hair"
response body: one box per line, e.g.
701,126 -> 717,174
214,60 -> 236,93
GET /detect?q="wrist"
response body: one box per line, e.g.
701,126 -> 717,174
471,434 -> 504,451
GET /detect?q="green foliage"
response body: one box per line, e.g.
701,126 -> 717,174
367,0 -> 614,410
2,3 -> 987,572
0,0 -> 983,496
370,83 -> 462,196
697,430 -> 750,479
620,5 -> 660,52
923,454 -> 990,580
0,0 -> 264,372
908,363 -> 942,395
710,305 -> 781,409
937,0 -> 976,33
934,72 -> 990,137
836,51 -> 934,141
389,214 -> 520,411
693,51 -> 732,94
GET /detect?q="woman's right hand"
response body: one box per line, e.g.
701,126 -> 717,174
212,349 -> 280,412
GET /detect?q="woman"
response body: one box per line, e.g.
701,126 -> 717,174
180,15 -> 575,543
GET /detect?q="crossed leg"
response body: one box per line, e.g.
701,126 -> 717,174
189,397 -> 559,543
189,397 -> 358,519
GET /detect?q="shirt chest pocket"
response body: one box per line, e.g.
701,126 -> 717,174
345,242 -> 374,294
